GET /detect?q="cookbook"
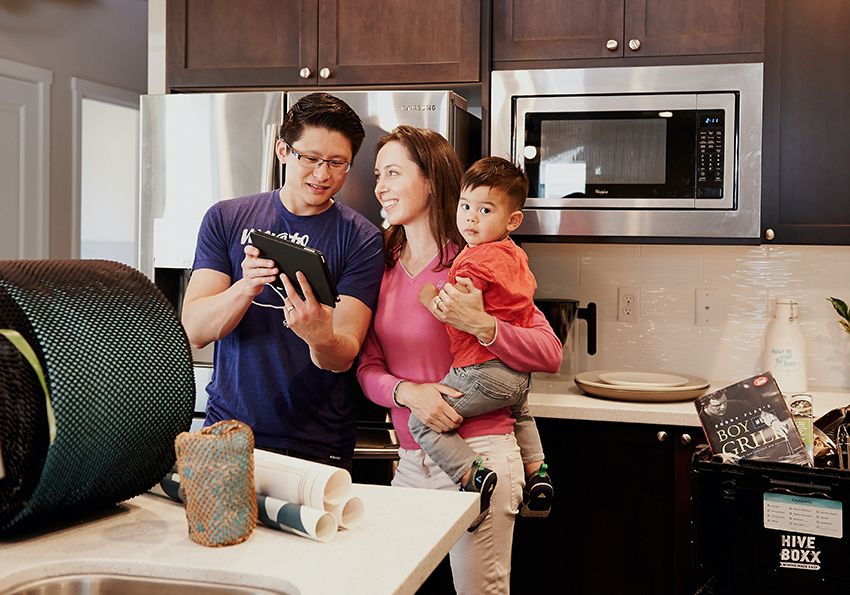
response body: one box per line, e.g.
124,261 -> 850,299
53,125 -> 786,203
694,372 -> 810,466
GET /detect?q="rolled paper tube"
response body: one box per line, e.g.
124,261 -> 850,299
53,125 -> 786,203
175,420 -> 258,547
151,471 -> 339,541
257,494 -> 338,543
326,494 -> 364,530
253,449 -> 352,509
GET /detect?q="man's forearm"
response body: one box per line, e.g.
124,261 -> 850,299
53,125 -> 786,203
183,280 -> 254,348
309,332 -> 360,372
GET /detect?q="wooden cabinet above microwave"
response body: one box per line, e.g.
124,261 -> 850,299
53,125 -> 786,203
492,0 -> 765,64
166,0 -> 481,90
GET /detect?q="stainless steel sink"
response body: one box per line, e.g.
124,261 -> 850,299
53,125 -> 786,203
0,574 -> 295,595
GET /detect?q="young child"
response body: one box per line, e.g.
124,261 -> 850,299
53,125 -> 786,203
416,156 -> 554,529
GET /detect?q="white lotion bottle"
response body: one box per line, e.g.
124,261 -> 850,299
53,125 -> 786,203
763,299 -> 808,394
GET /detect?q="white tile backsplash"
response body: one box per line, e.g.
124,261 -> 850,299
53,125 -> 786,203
526,243 -> 850,389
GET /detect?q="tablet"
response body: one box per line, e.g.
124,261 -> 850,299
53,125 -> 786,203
249,230 -> 340,307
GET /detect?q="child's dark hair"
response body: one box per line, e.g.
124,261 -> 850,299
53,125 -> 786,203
461,156 -> 529,211
279,92 -> 365,160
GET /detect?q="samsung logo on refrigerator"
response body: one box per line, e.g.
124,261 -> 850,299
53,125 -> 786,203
401,104 -> 437,111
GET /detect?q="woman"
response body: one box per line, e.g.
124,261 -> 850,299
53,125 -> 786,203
357,125 -> 561,594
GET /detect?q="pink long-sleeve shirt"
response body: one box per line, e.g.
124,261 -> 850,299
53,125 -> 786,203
356,245 -> 562,451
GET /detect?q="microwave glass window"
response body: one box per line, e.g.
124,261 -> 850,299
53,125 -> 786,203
524,110 -> 700,200
538,119 -> 667,197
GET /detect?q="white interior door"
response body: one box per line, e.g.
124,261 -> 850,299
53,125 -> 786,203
71,78 -> 140,266
79,98 -> 140,267
0,68 -> 50,260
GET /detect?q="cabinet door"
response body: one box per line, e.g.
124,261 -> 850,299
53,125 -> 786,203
511,419 -> 706,595
492,0 -> 625,62
761,0 -> 850,244
167,0 -> 318,89
317,0 -> 481,85
625,0 -> 764,57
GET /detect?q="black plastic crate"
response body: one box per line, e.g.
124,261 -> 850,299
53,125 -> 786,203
693,445 -> 850,595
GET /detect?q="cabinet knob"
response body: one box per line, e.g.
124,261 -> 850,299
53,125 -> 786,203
299,67 -> 313,79
319,68 -> 333,79
764,228 -> 775,241
606,39 -> 619,51
681,434 -> 692,445
628,39 -> 641,51
657,431 -> 668,442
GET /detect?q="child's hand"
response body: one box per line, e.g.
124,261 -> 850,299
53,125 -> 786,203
447,277 -> 473,294
419,283 -> 439,310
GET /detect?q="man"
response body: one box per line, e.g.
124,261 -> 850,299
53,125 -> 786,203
182,93 -> 384,467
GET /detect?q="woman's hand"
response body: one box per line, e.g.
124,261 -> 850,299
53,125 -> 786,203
395,381 -> 463,433
433,277 -> 497,344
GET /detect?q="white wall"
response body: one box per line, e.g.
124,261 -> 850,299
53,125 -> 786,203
0,0 -> 148,258
527,243 -> 850,389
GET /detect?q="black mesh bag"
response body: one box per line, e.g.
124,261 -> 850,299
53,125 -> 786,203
0,259 -> 195,531
0,287 -> 49,526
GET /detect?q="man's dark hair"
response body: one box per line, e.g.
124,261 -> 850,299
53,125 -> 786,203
279,92 -> 365,160
461,156 -> 529,211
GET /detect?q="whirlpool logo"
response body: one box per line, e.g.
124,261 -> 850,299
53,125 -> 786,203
401,104 -> 437,112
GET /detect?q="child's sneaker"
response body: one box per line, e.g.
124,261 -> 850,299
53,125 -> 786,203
460,458 -> 498,532
519,463 -> 553,518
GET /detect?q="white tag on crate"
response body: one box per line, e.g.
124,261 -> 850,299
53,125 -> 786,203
764,492 -> 843,539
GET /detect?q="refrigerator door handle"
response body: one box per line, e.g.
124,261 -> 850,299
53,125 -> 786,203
262,123 -> 279,192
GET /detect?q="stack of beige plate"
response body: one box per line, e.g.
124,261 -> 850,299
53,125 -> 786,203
575,370 -> 711,403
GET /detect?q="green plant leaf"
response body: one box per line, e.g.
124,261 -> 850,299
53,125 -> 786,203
828,297 -> 850,335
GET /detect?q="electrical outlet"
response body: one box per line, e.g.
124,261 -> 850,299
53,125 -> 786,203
618,287 -> 639,322
696,289 -> 719,326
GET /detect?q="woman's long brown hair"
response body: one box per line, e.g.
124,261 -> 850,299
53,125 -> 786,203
374,126 -> 465,271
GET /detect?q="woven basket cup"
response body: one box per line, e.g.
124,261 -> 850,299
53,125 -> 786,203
175,420 -> 258,547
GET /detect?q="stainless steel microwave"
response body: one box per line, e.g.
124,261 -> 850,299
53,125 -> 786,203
491,63 -> 764,241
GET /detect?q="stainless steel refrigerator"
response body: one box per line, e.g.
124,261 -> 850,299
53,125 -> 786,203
139,89 -> 479,432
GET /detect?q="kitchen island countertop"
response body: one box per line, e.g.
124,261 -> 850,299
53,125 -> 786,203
0,484 -> 478,595
528,375 -> 850,427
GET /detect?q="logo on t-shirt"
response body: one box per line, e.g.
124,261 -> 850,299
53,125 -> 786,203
241,228 -> 310,247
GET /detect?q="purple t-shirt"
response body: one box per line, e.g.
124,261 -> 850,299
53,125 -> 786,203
193,190 -> 384,460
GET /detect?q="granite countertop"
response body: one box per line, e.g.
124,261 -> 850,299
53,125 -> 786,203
0,484 -> 478,595
528,375 -> 850,427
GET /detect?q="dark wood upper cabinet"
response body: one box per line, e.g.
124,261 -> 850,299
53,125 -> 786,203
167,0 -> 317,88
317,1 -> 481,86
493,0 -> 626,61
493,0 -> 764,63
167,0 -> 481,90
761,0 -> 850,244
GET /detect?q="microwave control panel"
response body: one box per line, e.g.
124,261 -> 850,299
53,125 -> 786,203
697,111 -> 725,198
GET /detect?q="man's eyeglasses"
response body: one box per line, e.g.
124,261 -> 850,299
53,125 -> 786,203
286,143 -> 352,173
